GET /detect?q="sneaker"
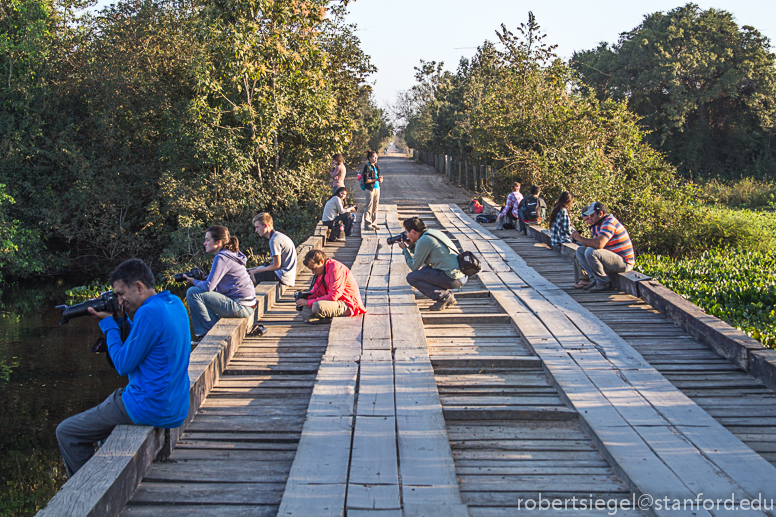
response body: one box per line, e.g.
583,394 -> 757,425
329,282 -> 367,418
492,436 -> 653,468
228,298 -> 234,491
589,282 -> 613,292
307,316 -> 333,325
429,296 -> 456,311
328,236 -> 339,242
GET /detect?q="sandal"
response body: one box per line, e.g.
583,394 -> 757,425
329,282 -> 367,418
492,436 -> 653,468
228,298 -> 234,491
572,280 -> 590,289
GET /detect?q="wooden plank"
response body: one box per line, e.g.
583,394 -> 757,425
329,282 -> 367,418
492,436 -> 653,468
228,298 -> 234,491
357,360 -> 395,417
349,416 -> 399,486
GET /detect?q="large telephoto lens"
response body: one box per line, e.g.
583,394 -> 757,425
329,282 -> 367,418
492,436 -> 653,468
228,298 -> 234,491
57,292 -> 119,324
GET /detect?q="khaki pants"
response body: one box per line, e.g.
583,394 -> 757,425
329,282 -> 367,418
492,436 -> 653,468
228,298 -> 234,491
364,188 -> 380,227
301,300 -> 349,319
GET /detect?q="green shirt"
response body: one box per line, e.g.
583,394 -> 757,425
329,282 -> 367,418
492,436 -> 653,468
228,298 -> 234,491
402,229 -> 465,280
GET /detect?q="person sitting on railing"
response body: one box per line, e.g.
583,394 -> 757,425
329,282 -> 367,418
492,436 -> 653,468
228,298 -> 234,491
571,202 -> 635,292
296,249 -> 366,324
323,187 -> 356,242
496,182 -> 523,230
248,212 -> 298,287
56,259 -> 190,477
549,191 -> 574,247
517,185 -> 547,235
185,226 -> 256,339
399,216 -> 467,311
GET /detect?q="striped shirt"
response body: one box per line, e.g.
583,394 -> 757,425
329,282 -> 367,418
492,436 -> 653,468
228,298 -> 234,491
499,191 -> 523,219
592,214 -> 635,265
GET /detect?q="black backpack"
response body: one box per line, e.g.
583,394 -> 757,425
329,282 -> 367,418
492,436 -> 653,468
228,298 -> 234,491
426,231 -> 482,277
522,196 -> 540,221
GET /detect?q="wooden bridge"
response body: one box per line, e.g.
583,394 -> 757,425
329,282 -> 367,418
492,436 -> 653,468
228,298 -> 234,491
40,155 -> 776,517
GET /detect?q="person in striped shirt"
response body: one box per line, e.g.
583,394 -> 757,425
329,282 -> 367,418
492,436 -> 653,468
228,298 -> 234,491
571,202 -> 634,292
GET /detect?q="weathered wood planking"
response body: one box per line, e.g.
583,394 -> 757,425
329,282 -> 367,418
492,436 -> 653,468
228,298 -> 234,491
432,204 -> 776,508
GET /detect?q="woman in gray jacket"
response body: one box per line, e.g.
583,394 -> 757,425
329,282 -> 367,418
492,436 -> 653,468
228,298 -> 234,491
185,226 -> 256,338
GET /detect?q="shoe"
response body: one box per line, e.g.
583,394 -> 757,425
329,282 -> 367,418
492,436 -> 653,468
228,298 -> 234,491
589,282 -> 613,292
328,237 -> 339,242
371,224 -> 379,230
429,296 -> 456,311
583,280 -> 596,291
307,316 -> 333,325
572,280 -> 590,289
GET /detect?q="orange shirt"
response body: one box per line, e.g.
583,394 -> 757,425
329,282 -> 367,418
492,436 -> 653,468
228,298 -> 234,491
307,259 -> 366,316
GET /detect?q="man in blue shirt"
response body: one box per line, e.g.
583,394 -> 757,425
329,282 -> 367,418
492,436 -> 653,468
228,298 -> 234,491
56,258 -> 191,477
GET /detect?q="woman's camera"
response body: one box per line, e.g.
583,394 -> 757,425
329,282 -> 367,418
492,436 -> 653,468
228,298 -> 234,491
173,267 -> 206,283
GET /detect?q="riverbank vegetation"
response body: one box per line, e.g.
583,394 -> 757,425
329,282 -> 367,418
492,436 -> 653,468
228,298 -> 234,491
396,7 -> 775,347
0,0 -> 390,285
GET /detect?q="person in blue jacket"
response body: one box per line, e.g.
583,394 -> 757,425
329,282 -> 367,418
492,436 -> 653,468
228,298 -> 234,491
185,225 -> 256,339
56,258 -> 191,477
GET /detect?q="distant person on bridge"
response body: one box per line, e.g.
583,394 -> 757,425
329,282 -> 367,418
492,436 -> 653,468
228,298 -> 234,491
56,259 -> 190,477
571,202 -> 635,292
248,212 -> 298,287
330,153 -> 347,195
185,225 -> 256,339
496,182 -> 523,230
323,187 -> 357,242
518,185 -> 547,235
296,249 -> 366,324
399,216 -> 467,311
360,150 -> 383,230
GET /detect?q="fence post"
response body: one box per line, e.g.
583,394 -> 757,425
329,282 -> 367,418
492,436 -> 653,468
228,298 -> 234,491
458,157 -> 462,186
473,164 -> 478,191
464,160 -> 468,190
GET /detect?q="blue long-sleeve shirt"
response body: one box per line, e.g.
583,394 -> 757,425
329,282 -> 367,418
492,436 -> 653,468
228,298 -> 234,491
99,291 -> 191,428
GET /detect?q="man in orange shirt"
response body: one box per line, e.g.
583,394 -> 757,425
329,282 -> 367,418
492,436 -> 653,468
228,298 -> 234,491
295,249 -> 367,324
571,202 -> 635,292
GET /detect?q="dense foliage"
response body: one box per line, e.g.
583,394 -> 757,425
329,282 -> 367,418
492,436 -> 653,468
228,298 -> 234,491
0,0 -> 388,283
572,3 -> 776,181
636,249 -> 776,348
398,14 -> 685,252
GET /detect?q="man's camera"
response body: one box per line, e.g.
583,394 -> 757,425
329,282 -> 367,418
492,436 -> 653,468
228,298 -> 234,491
294,291 -> 310,311
173,267 -> 206,283
386,231 -> 408,245
57,291 -> 121,325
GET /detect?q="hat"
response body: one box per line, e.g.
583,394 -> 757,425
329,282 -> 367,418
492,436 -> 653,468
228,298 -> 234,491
582,202 -> 606,216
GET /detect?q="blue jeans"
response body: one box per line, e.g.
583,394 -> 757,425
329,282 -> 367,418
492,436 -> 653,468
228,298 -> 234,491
186,287 -> 254,336
325,213 -> 353,240
407,267 -> 463,302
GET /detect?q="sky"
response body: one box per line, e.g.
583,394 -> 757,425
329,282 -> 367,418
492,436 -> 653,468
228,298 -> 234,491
86,0 -> 775,112
342,0 -> 775,109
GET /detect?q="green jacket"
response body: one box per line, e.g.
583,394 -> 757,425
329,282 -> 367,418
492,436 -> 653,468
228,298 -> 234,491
402,229 -> 465,280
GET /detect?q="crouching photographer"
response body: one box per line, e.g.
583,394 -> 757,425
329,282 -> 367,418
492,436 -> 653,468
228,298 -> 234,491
56,259 -> 191,477
296,249 -> 366,324
397,217 -> 467,311
185,226 -> 256,339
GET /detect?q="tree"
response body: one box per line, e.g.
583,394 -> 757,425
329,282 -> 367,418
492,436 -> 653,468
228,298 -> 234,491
398,12 -> 683,250
572,3 -> 776,180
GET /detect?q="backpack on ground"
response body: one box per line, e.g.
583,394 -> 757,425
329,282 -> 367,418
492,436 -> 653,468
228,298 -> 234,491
426,231 -> 482,277
475,213 -> 497,224
522,196 -> 540,221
